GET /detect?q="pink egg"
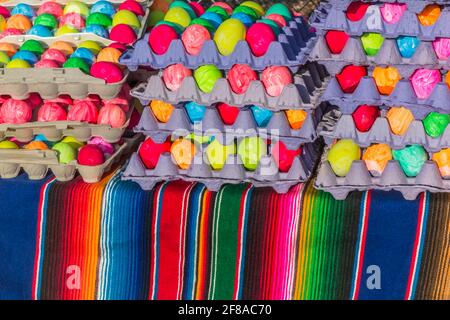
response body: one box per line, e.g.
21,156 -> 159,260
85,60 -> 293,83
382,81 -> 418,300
227,64 -> 258,94
38,2 -> 64,18
265,14 -> 287,27
410,69 -> 441,99
162,63 -> 192,91
261,66 -> 293,97
41,49 -> 67,64
97,103 -> 127,128
109,42 -> 127,52
433,38 -> 450,60
46,95 -> 73,106
189,2 -> 205,16
380,3 -> 407,24
37,102 -> 67,122
110,24 -> 137,44
88,136 -> 115,154
90,61 -> 124,84
77,144 -> 105,166
67,100 -> 98,123
35,59 -> 61,68
26,93 -> 43,109
0,98 -> 32,124
119,0 -> 145,16
0,6 -> 11,19
59,12 -> 85,29
0,28 -> 23,40
211,2 -> 233,15
182,24 -> 211,55
75,94 -> 102,107
148,24 -> 178,55
246,23 -> 276,57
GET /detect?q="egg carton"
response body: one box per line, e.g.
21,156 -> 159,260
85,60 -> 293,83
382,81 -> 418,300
321,1 -> 450,14
0,134 -> 142,183
0,97 -> 136,143
320,76 -> 450,113
134,102 -> 330,149
120,16 -> 316,72
314,146 -> 450,200
122,138 -> 322,194
131,64 -> 329,111
318,109 -> 450,152
310,35 -> 450,75
0,0 -> 152,46
310,4 -> 450,41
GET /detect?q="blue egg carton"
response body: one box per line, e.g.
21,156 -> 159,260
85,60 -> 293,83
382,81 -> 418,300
323,0 -> 450,13
119,16 -> 317,72
310,3 -> 450,41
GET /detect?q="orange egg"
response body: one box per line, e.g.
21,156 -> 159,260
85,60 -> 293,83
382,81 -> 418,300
50,41 -> 75,56
150,100 -> 174,123
24,141 -> 49,150
170,138 -> 196,169
0,43 -> 18,57
97,47 -> 122,64
6,14 -> 32,32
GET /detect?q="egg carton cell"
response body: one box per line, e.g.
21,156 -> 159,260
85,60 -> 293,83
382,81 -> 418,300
318,110 -> 450,152
310,36 -> 450,75
310,4 -> 450,41
0,134 -> 141,183
0,96 -> 136,143
320,76 -> 450,112
0,0 -> 151,46
122,139 -> 322,194
314,147 -> 450,200
120,16 -> 316,72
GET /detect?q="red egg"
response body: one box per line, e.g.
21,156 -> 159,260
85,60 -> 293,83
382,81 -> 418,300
90,61 -> 124,83
227,64 -> 258,94
325,30 -> 350,54
336,65 -> 367,93
352,105 -> 380,132
265,14 -> 287,27
138,137 -> 171,169
109,42 -> 127,52
97,103 -> 127,128
26,93 -> 43,109
346,1 -> 370,21
41,49 -> 67,64
217,102 -> 240,125
37,102 -> 67,122
77,144 -> 105,166
261,66 -> 293,97
119,0 -> 145,16
59,12 -> 85,29
35,59 -> 61,68
246,22 -> 276,57
67,100 -> 98,123
272,141 -> 301,172
110,24 -> 137,44
162,63 -> 192,91
0,6 -> 11,19
189,2 -> 205,16
181,24 -> 211,55
0,98 -> 32,124
148,24 -> 178,55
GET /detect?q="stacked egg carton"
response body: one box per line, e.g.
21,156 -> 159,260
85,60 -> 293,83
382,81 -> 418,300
310,0 -> 450,200
121,1 -> 328,193
0,0 -> 150,182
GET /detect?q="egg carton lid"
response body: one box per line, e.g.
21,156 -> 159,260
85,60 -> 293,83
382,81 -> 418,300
0,96 -> 137,143
322,0 -> 450,14
120,16 -> 316,72
310,4 -> 450,41
122,139 -> 322,194
310,36 -> 450,75
320,76 -> 450,112
314,147 -> 450,200
318,110 -> 450,153
134,102 -> 329,148
0,0 -> 152,46
0,133 -> 142,183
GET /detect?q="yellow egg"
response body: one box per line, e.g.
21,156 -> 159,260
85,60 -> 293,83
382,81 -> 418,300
164,7 -> 191,28
241,1 -> 265,16
327,139 -> 361,177
0,14 -> 6,33
213,18 -> 246,56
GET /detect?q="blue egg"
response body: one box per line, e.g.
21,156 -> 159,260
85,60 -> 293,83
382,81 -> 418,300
200,12 -> 223,30
396,36 -> 420,59
84,24 -> 109,38
231,12 -> 254,28
250,105 -> 273,127
11,50 -> 38,65
71,48 -> 96,65
11,3 -> 35,18
90,1 -> 116,18
184,102 -> 206,123
27,25 -> 53,37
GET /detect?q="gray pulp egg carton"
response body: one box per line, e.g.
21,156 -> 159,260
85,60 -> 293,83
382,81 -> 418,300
119,16 -> 316,72
0,98 -> 137,143
0,0 -> 151,46
133,102 -> 330,149
122,138 -> 322,194
324,0 -> 450,13
0,134 -> 141,183
314,147 -> 450,200
318,109 -> 450,152
320,76 -> 450,113
310,4 -> 450,41
131,63 -> 329,111
310,36 -> 450,76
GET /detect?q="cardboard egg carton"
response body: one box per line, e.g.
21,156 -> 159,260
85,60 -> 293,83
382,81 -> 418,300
318,109 -> 450,152
0,134 -> 142,182
320,76 -> 450,112
0,0 -> 151,46
120,16 -> 316,72
310,36 -> 450,76
314,146 -> 450,200
131,63 -> 329,111
322,1 -> 450,14
310,4 -> 450,41
0,97 -> 136,143
122,138 -> 322,194
134,102 -> 330,149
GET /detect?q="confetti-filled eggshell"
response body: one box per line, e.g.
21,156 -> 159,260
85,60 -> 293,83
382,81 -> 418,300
84,24 -> 109,38
211,2 -> 233,15
55,25 -> 78,36
38,2 -> 63,17
266,3 -> 292,21
27,25 -> 53,37
241,1 -> 265,17
77,144 -> 105,166
206,139 -> 236,170
423,112 -> 450,138
64,1 -> 90,18
285,109 -> 307,130
352,105 -> 380,132
346,1 -> 369,21
150,100 -> 174,123
37,102 -> 67,121
264,13 -> 287,27
119,0 -> 145,16
50,41 -> 75,55
163,63 -> 192,91
11,4 -> 35,19
59,12 -> 85,29
386,107 -> 414,135
325,30 -> 349,54
432,148 -> 450,177
396,36 -> 420,58
113,9 -> 140,29
184,101 -> 206,123
336,65 -> 367,93
213,18 -> 246,56
170,1 -> 197,19
148,24 -> 178,54
230,12 -> 253,28
91,1 -> 116,18
0,51 -> 10,66
432,37 -> 450,60
35,59 -> 61,68
217,102 -> 240,125
24,141 -> 49,150
392,145 -> 428,177
42,48 -> 67,64
170,138 -> 196,169
90,61 -> 123,83
63,57 -> 90,74
0,99 -> 32,124
227,64 -> 257,94
246,22 -> 276,57
189,17 -> 214,33
261,66 -> 293,97
97,104 -> 126,128
52,142 -> 76,164
139,137 -> 171,169
181,24 -> 211,55
97,47 -> 122,63
233,6 -> 258,21
410,69 -> 441,99
72,47 -> 96,64
0,6 -> 11,19
380,3 -> 407,24
206,6 -> 228,20
11,50 -> 38,65
87,12 -> 112,28
67,100 -> 98,123
259,18 -> 281,36
6,59 -> 31,68
164,7 -> 191,28
361,32 -> 385,56
0,43 -> 17,57
418,4 -> 441,26
372,66 -> 401,95
237,136 -> 267,171
0,140 -> 18,149
271,140 -> 301,172
88,136 -> 114,154
362,143 -> 392,176
327,139 -> 361,177
200,12 -> 223,29
35,13 -> 58,29
250,105 -> 273,127
188,2 -> 205,17
110,24 -> 136,44
193,65 -> 222,93
6,14 -> 32,32
20,39 -> 44,55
